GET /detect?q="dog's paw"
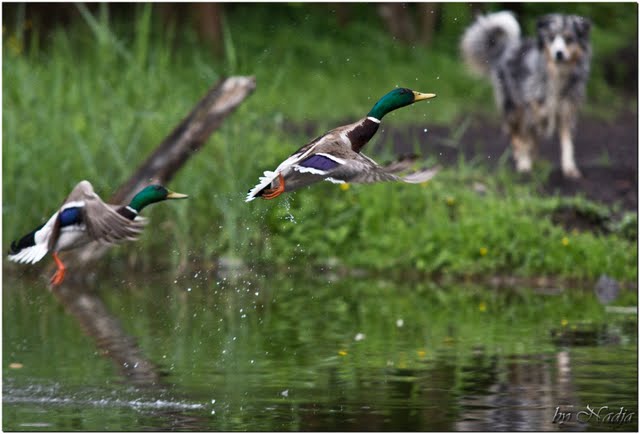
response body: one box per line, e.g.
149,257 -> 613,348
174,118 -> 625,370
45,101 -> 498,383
515,157 -> 533,173
562,165 -> 582,179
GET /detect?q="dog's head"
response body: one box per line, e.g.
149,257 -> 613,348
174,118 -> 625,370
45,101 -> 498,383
536,14 -> 591,64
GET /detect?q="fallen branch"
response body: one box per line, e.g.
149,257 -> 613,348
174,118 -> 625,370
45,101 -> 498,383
69,75 -> 256,266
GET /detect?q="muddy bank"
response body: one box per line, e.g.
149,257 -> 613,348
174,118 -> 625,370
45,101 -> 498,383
380,110 -> 638,211
287,110 -> 638,211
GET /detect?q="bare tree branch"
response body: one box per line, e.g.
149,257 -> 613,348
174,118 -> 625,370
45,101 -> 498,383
68,75 -> 256,267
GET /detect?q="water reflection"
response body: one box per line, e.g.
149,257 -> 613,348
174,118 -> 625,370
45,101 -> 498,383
50,281 -> 163,387
3,273 -> 637,431
457,353 -> 562,431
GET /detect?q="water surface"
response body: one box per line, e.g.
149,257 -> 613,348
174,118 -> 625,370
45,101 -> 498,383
3,272 -> 637,431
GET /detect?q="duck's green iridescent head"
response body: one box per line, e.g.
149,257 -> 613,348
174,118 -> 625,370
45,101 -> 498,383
129,185 -> 188,212
367,88 -> 436,121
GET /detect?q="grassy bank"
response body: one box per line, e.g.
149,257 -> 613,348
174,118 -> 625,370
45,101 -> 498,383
3,4 -> 637,283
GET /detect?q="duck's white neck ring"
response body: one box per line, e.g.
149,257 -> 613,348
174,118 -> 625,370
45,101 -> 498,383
367,116 -> 381,124
126,206 -> 138,214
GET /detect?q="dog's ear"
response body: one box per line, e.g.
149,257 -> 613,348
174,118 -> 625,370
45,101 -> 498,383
536,15 -> 553,49
536,14 -> 554,31
573,16 -> 591,39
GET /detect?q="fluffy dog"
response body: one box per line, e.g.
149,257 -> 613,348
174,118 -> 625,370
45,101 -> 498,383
461,11 -> 592,178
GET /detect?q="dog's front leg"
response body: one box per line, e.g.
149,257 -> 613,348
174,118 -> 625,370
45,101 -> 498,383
559,114 -> 582,179
512,134 -> 534,173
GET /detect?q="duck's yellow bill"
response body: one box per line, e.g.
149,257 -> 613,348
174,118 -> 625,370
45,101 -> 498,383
167,191 -> 189,199
413,91 -> 437,101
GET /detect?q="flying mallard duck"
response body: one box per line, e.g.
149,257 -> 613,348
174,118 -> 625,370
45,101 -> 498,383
246,88 -> 438,202
8,180 -> 188,286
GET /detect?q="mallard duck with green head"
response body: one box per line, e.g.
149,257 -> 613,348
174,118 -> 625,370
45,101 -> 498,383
8,180 -> 188,286
246,88 -> 438,202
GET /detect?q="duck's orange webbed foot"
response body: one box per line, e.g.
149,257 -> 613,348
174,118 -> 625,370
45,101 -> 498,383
50,252 -> 66,286
262,173 -> 286,200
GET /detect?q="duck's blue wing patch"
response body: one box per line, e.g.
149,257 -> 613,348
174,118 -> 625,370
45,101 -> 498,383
298,154 -> 341,172
59,207 -> 83,227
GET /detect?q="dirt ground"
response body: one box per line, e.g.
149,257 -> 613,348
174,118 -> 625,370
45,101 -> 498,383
372,110 -> 638,212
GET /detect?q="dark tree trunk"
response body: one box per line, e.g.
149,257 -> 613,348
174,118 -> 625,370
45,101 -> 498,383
417,3 -> 440,47
377,3 -> 417,44
193,3 -> 225,57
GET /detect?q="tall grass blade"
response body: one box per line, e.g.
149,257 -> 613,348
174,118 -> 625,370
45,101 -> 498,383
75,3 -> 131,61
222,12 -> 237,72
134,3 -> 152,71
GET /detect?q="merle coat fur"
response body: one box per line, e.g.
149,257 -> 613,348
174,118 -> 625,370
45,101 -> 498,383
461,11 -> 592,178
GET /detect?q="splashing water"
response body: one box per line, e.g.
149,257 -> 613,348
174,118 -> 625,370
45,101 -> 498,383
282,197 -> 297,224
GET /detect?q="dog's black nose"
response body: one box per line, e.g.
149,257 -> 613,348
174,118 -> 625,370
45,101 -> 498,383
555,51 -> 565,61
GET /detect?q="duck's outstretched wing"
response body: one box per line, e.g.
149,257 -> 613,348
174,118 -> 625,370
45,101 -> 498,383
397,165 -> 441,183
323,154 -> 440,185
314,152 -> 398,184
379,154 -> 420,174
72,181 -> 146,244
84,199 -> 147,245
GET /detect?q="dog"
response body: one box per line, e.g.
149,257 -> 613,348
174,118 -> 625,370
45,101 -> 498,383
460,11 -> 592,178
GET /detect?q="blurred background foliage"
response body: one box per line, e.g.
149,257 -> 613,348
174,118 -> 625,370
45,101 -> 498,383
2,3 -> 637,282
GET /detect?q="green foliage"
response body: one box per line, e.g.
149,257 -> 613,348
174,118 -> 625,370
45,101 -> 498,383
2,4 -> 637,282
255,164 -> 636,281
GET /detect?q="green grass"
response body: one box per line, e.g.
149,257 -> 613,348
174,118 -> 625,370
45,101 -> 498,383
255,163 -> 636,281
2,4 -> 637,283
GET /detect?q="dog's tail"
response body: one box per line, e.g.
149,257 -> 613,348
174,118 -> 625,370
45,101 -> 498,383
460,11 -> 521,77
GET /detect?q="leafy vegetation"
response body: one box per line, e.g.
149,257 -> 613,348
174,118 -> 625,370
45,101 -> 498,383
3,4 -> 637,283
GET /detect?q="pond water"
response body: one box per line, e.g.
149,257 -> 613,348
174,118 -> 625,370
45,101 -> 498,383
3,271 -> 637,431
